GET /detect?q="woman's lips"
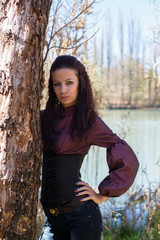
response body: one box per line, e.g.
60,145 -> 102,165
60,96 -> 69,100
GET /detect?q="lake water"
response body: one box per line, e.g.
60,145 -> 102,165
80,109 -> 160,211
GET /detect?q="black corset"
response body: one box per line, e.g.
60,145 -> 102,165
40,150 -> 85,209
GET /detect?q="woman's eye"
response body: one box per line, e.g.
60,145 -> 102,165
66,81 -> 73,85
54,82 -> 60,87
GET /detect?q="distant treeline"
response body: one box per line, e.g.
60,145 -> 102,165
85,9 -> 160,109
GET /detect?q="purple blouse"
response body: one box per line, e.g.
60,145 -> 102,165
40,105 -> 139,197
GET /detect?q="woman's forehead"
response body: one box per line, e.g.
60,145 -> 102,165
52,69 -> 79,81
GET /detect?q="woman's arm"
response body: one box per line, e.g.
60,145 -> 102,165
87,113 -> 139,198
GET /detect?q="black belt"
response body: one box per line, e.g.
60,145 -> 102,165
49,206 -> 75,216
47,197 -> 85,216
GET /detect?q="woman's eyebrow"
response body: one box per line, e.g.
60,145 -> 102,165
65,78 -> 74,81
53,78 -> 74,83
53,80 -> 60,83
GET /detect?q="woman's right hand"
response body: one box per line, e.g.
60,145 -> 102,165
75,181 -> 108,205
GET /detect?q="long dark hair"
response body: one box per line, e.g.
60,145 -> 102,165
42,55 -> 96,148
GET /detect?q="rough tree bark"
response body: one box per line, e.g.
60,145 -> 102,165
0,0 -> 52,239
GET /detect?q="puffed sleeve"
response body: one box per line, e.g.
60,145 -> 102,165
88,113 -> 139,197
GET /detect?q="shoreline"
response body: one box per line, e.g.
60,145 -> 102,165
99,105 -> 160,110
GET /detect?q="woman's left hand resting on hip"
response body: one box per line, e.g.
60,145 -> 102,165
75,181 -> 108,205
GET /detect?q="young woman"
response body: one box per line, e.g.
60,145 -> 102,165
39,55 -> 139,240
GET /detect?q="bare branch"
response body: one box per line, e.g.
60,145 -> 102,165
42,0 -> 96,65
50,0 -> 95,41
48,27 -> 100,51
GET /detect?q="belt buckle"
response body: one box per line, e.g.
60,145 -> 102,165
50,208 -> 59,216
50,209 -> 56,214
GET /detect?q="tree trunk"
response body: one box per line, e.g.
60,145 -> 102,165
120,61 -> 125,104
0,1 -> 52,239
148,78 -> 152,106
128,56 -> 133,105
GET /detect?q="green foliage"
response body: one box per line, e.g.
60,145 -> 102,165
143,204 -> 160,240
103,223 -> 142,240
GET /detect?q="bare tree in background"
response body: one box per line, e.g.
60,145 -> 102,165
105,11 -> 113,105
128,13 -> 136,105
150,0 -> 160,106
100,29 -> 104,83
141,42 -> 146,81
152,45 -> 160,106
146,64 -> 153,106
118,11 -> 125,105
134,20 -> 142,105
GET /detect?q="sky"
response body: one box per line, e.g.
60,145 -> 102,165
94,0 -> 154,35
90,0 -> 156,61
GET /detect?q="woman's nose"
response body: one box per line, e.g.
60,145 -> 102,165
60,84 -> 67,93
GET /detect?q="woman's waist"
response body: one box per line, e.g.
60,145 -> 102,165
41,176 -> 87,208
43,151 -> 85,180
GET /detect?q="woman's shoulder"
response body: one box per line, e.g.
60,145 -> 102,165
87,111 -> 117,145
88,112 -> 111,137
93,112 -> 108,128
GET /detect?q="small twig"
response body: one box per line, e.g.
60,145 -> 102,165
50,0 -> 96,41
103,223 -> 112,232
48,27 -> 99,51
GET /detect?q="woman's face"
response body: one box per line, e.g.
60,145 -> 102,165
52,68 -> 79,108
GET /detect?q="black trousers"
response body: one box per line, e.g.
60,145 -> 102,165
39,200 -> 102,240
